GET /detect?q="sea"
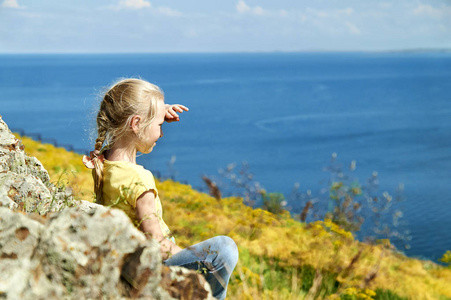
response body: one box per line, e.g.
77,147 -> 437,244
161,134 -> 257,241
1,52 -> 450,262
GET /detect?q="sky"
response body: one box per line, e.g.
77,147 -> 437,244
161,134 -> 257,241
1,0 -> 451,53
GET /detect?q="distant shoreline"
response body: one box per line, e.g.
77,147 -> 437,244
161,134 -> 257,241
1,48 -> 451,55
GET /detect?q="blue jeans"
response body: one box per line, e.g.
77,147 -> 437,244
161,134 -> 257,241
164,236 -> 239,300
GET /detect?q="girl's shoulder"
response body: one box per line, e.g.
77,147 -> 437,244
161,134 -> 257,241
104,160 -> 155,180
102,160 -> 158,209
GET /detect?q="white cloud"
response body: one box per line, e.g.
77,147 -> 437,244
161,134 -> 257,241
413,4 -> 451,19
345,21 -> 361,35
157,6 -> 182,17
413,4 -> 440,17
117,0 -> 151,10
379,3 -> 393,10
306,7 -> 354,18
338,8 -> 354,16
1,0 -> 24,9
236,1 -> 265,15
253,6 -> 264,16
236,1 -> 250,13
111,0 -> 182,16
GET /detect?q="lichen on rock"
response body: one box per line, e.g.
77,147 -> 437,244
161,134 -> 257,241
0,115 -> 72,214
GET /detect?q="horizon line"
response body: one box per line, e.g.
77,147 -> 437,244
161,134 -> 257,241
1,48 -> 451,55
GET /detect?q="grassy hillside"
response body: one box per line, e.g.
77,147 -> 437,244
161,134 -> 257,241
15,134 -> 451,300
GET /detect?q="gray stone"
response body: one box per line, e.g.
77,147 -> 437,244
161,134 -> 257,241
0,116 -> 75,214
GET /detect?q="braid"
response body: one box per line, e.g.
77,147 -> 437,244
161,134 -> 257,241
95,103 -> 111,150
93,111 -> 108,204
95,129 -> 107,151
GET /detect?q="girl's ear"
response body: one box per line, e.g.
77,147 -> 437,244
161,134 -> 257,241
131,115 -> 142,134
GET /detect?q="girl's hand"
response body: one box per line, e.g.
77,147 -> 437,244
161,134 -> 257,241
165,104 -> 189,123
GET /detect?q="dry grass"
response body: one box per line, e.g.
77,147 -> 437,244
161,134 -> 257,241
16,134 -> 451,300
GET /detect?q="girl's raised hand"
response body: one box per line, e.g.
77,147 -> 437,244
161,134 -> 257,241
165,104 -> 189,123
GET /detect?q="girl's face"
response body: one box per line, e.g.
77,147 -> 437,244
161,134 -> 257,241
137,100 -> 165,154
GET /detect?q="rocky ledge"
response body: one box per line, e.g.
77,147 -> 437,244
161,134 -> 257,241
0,115 -> 213,299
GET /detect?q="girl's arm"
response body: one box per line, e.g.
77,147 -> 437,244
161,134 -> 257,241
135,191 -> 183,260
165,104 -> 189,123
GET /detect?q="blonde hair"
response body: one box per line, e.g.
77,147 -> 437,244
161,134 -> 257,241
93,78 -> 164,204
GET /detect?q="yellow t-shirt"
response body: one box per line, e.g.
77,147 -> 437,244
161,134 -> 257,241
102,160 -> 175,243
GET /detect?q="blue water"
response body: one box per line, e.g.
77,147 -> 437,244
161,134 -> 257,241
1,52 -> 450,262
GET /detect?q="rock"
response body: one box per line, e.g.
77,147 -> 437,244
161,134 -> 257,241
161,266 -> 213,300
0,116 -> 214,299
0,207 -> 64,299
0,115 -> 73,214
0,205 -> 168,299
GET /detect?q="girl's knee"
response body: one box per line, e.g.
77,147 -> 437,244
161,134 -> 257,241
213,236 -> 239,265
213,236 -> 236,249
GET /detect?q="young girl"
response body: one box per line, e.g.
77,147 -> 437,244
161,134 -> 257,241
83,78 -> 238,299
